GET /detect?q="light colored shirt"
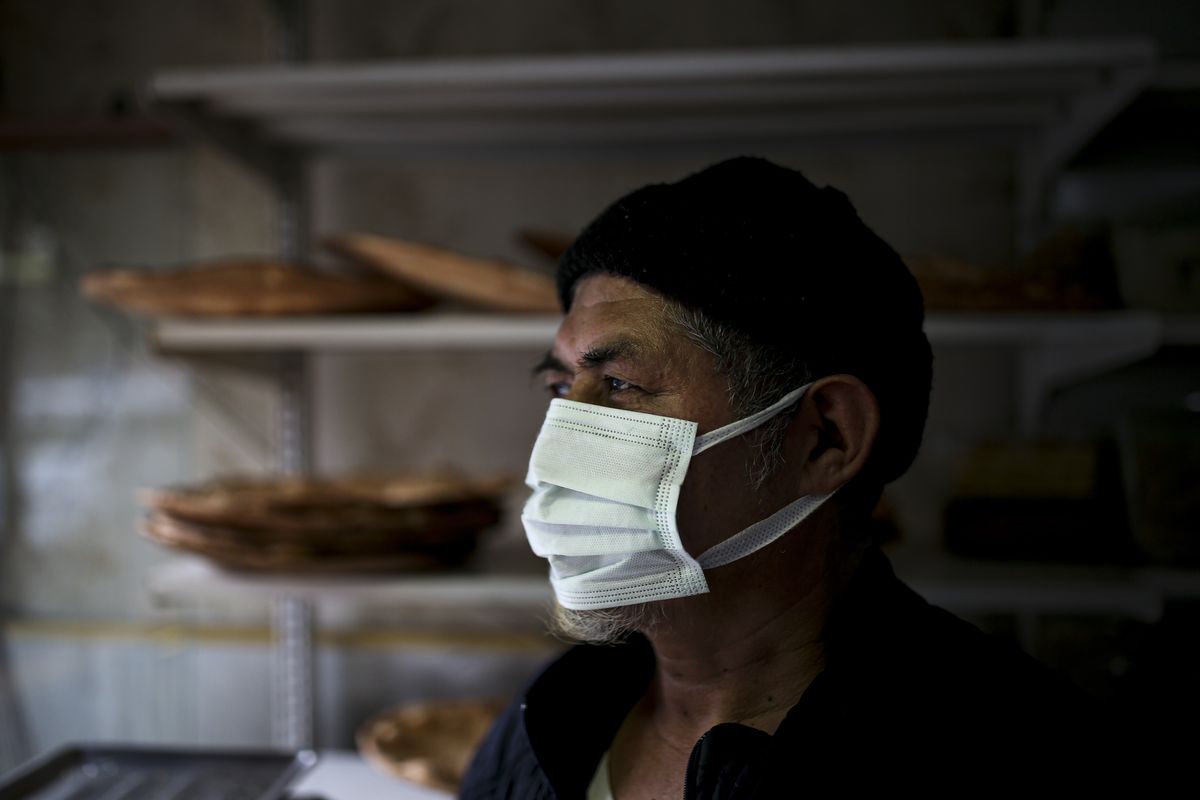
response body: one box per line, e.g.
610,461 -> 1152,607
586,749 -> 615,800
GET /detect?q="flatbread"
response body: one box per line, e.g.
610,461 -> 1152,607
81,259 -> 436,316
325,233 -> 559,312
140,512 -> 482,572
139,472 -> 510,572
142,500 -> 501,545
141,473 -> 511,532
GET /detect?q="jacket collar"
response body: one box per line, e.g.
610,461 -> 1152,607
520,547 -> 912,797
522,633 -> 655,798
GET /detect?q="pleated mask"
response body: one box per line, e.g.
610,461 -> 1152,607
521,382 -> 836,610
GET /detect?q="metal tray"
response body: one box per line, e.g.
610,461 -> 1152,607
0,745 -> 317,800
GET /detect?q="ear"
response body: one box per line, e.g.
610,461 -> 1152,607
786,375 -> 881,493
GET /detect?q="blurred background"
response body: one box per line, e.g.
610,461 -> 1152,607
1,0 -> 1198,789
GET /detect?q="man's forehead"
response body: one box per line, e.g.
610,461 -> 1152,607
553,274 -> 669,357
570,273 -> 664,310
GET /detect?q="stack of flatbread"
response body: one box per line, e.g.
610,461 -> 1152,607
81,233 -> 560,317
139,472 -> 510,572
81,258 -> 436,317
357,699 -> 506,793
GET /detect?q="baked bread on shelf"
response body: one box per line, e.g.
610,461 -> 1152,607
139,471 -> 511,573
81,258 -> 436,316
357,699 -> 506,793
325,232 -> 559,312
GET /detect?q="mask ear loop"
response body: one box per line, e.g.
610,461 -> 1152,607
691,383 -> 813,456
696,487 -> 838,569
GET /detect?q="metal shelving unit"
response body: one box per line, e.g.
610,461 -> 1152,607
146,38 -> 1160,749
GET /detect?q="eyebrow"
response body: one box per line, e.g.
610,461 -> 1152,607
530,337 -> 645,377
579,338 -> 642,369
531,351 -> 568,377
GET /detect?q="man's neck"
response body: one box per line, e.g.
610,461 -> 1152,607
606,533 -> 865,799
640,547 -> 848,741
644,595 -> 828,737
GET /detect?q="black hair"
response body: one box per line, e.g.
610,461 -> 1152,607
558,156 -> 933,486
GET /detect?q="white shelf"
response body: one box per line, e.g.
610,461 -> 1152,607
151,39 -> 1154,164
924,311 -> 1161,346
149,553 -> 1200,627
152,313 -> 560,352
148,558 -> 552,610
890,549 -> 1162,621
151,310 -> 1198,352
893,548 -> 1200,621
152,310 -> 1194,436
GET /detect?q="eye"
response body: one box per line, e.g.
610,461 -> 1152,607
606,376 -> 635,392
545,380 -> 570,398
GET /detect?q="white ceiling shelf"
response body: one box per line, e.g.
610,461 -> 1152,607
151,310 -> 1199,352
150,39 -> 1156,252
150,38 -> 1152,164
151,39 -> 1154,163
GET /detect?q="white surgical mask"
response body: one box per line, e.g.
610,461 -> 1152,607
521,383 -> 836,610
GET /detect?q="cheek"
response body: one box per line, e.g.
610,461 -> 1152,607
675,444 -> 756,556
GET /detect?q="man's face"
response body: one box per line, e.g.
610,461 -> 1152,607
534,273 -> 767,559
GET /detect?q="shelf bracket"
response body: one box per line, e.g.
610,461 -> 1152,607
1016,50 -> 1156,251
1016,316 -> 1163,435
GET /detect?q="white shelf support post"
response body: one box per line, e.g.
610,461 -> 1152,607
271,596 -> 315,750
271,351 -> 316,749
277,352 -> 313,476
271,75 -> 317,747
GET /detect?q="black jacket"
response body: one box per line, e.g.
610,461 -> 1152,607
461,549 -> 1109,798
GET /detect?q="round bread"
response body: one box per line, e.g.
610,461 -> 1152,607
357,700 -> 505,793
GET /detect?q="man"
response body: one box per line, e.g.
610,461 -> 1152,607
461,157 -> 1098,799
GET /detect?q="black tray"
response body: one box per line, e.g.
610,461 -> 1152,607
0,745 -> 317,800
